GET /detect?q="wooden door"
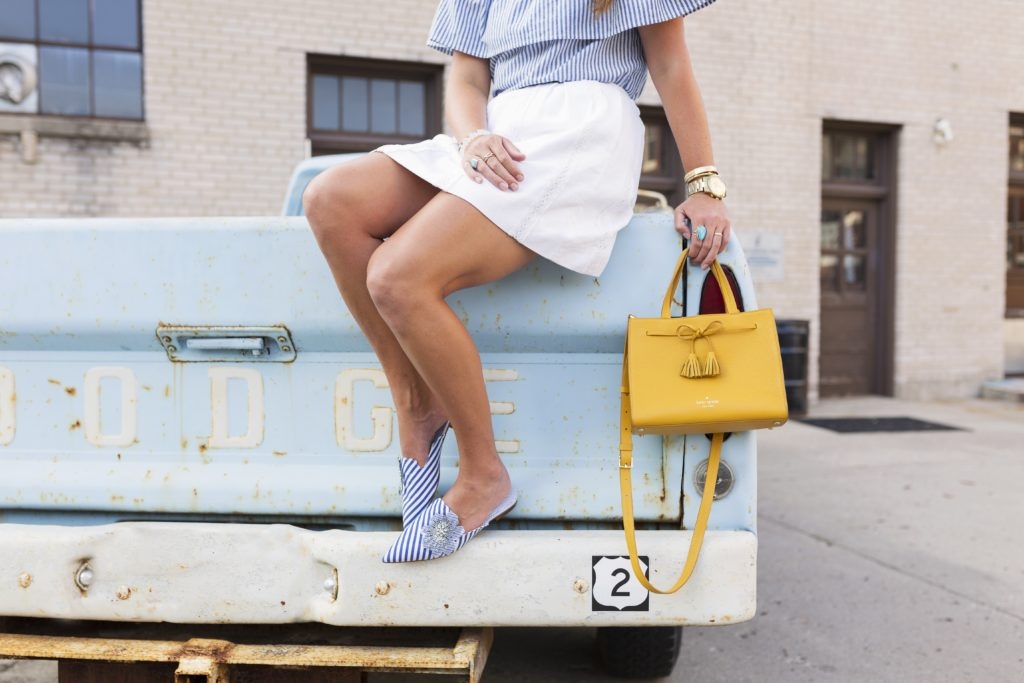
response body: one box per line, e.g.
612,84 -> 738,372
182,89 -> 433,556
819,200 -> 882,396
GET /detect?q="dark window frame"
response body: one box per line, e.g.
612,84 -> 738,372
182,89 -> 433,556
306,55 -> 444,155
1008,113 -> 1024,317
638,105 -> 684,206
0,0 -> 145,121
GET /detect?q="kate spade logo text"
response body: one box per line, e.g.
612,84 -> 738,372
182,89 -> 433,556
696,396 -> 719,409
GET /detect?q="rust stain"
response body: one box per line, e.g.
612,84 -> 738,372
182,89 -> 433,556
69,420 -> 81,431
173,639 -> 237,664
181,438 -> 189,450
198,443 -> 208,454
164,384 -> 171,398
272,451 -> 287,458
141,384 -> 152,392
111,495 -> 124,503
47,378 -> 60,385
64,386 -> 77,396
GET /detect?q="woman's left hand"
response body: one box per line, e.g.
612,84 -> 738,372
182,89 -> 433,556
676,193 -> 731,269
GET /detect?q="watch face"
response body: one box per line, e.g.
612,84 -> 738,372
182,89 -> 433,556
707,175 -> 727,198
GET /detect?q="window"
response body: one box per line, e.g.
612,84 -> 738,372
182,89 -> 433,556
822,130 -> 878,182
1008,115 -> 1024,316
637,106 -> 684,207
307,56 -> 443,156
0,0 -> 144,120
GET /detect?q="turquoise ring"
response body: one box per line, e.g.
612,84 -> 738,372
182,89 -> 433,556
695,225 -> 708,241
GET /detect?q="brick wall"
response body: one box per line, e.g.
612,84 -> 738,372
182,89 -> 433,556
1,0 -> 1020,399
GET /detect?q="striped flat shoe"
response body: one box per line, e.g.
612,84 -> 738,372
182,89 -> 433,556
381,487 -> 518,563
398,421 -> 450,528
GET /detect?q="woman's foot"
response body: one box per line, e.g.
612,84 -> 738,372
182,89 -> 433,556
438,463 -> 514,532
382,466 -> 516,563
396,408 -> 448,467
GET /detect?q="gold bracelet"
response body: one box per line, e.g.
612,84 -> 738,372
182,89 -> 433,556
684,165 -> 718,184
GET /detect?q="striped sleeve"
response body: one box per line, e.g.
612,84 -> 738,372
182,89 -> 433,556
480,1 -> 718,56
426,0 -> 491,57
600,0 -> 718,32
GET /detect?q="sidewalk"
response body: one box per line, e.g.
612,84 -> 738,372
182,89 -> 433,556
670,396 -> 1024,682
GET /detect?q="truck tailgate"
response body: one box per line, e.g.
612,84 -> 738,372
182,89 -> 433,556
0,214 -> 682,525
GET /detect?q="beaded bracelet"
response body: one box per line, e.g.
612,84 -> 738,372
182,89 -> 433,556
457,129 -> 491,153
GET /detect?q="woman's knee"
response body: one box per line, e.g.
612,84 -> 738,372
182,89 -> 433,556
365,248 -> 424,324
302,169 -> 348,239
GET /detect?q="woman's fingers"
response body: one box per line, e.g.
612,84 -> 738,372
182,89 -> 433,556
690,223 -> 713,264
462,135 -> 524,191
701,224 -> 730,269
483,148 -> 520,189
677,195 -> 730,269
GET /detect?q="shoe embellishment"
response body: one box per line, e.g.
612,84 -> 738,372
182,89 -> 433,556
421,509 -> 463,556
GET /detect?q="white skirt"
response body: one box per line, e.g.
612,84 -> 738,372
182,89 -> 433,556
375,80 -> 644,277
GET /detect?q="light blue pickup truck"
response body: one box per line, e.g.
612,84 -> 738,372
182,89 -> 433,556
0,156 -> 759,681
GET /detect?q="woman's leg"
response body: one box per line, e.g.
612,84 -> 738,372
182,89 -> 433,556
304,154 -> 447,463
366,193 -> 535,533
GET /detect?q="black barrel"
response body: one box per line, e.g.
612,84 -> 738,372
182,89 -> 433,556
776,319 -> 809,417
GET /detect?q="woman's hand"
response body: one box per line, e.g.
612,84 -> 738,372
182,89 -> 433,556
676,193 -> 731,269
462,133 -> 526,192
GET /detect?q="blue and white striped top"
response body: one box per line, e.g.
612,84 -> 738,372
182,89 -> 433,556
427,0 -> 717,100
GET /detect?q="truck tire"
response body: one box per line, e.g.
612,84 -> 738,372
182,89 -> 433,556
595,626 -> 682,679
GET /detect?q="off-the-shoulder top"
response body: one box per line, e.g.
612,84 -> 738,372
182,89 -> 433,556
427,0 -> 717,100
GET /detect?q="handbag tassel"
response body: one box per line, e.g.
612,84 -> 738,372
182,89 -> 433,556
682,352 -> 703,378
703,350 -> 720,377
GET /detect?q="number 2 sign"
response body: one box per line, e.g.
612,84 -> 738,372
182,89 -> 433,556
591,556 -> 650,612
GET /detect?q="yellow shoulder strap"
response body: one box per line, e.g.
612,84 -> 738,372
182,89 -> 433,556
620,343 -> 722,595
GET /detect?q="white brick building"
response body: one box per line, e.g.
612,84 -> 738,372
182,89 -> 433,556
1,0 -> 1022,401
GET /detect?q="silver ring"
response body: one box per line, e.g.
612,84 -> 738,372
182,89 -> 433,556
470,158 -> 480,171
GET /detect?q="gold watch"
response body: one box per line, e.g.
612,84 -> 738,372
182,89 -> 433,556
686,173 -> 727,200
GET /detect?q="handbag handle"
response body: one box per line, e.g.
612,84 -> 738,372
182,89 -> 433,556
619,346 -> 723,595
660,249 -> 739,318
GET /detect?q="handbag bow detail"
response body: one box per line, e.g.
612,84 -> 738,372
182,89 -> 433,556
646,320 -> 758,379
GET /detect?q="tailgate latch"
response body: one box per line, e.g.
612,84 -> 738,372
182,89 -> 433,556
156,325 -> 296,363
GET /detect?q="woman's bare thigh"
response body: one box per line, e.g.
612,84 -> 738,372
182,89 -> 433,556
370,191 -> 537,298
304,153 -> 439,241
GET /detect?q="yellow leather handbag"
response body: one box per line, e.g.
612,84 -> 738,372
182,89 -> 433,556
619,248 -> 787,594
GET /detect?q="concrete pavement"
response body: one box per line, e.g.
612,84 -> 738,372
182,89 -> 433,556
3,397 -> 1022,682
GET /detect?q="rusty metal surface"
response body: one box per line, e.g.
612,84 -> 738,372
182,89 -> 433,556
0,627 -> 491,680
